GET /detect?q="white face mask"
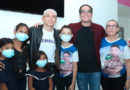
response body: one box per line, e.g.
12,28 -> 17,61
60,34 -> 72,42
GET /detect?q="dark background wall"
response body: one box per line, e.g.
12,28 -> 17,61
0,0 -> 64,17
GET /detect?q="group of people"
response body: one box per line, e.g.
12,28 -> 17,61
0,4 -> 130,90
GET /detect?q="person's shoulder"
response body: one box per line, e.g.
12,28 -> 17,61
71,44 -> 77,48
53,28 -> 59,33
118,38 -> 127,45
26,69 -> 35,77
69,44 -> 78,52
53,28 -> 60,37
53,28 -> 59,30
26,70 -> 54,79
69,22 -> 81,27
101,37 -> 107,44
101,37 -> 106,41
29,25 -> 43,32
91,22 -> 105,35
91,22 -> 104,29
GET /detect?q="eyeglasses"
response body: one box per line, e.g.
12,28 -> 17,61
106,25 -> 117,29
80,10 -> 92,14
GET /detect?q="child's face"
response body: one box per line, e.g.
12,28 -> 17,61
14,26 -> 29,42
59,28 -> 73,42
15,26 -> 29,35
39,54 -> 47,60
0,43 -> 14,52
105,21 -> 119,36
63,53 -> 70,61
110,47 -> 120,56
36,54 -> 47,68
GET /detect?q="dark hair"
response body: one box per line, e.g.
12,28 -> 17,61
15,23 -> 29,50
30,51 -> 49,70
79,4 -> 93,14
0,38 -> 13,48
106,19 -> 119,28
63,51 -> 71,56
59,25 -> 72,34
111,44 -> 120,49
15,23 -> 29,31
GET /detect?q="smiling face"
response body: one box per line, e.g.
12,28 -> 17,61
42,12 -> 57,28
105,20 -> 119,36
79,5 -> 92,24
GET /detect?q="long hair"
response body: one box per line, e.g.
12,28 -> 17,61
15,23 -> 29,51
30,51 -> 49,71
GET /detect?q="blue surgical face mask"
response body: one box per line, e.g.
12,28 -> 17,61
36,59 -> 47,68
2,49 -> 15,58
16,33 -> 29,42
60,34 -> 72,42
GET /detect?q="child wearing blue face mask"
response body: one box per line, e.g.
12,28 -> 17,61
26,51 -> 54,90
55,25 -> 79,90
0,23 -> 30,90
0,38 -> 17,90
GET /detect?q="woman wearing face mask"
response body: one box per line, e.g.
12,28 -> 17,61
55,25 -> 79,90
11,23 -> 30,90
0,38 -> 17,90
26,51 -> 54,90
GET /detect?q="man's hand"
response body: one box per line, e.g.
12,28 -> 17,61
0,61 -> 5,71
33,22 -> 41,28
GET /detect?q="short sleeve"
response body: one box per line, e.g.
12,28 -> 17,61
124,45 -> 130,60
72,51 -> 79,62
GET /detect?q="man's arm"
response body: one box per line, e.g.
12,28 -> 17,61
0,61 -> 5,71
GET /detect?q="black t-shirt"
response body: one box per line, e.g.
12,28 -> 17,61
10,43 -> 30,74
0,60 -> 17,90
75,26 -> 100,73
